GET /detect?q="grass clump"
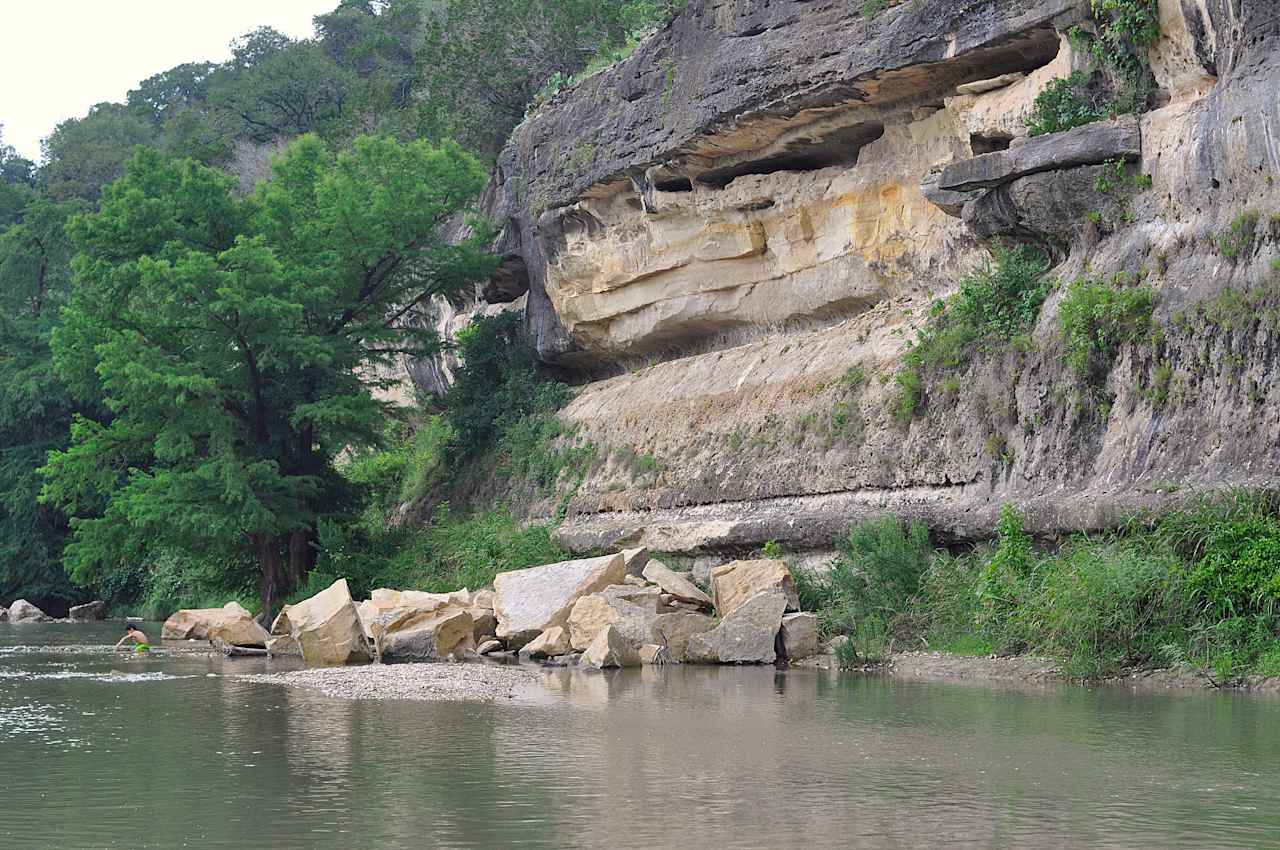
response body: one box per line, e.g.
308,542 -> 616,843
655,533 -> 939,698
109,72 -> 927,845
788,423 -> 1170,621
1058,276 -> 1155,382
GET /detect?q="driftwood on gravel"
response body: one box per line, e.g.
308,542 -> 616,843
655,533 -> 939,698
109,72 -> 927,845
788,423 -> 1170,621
210,638 -> 268,657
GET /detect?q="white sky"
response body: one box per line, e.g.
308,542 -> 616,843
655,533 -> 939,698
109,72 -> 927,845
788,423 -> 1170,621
1,1 -> 338,161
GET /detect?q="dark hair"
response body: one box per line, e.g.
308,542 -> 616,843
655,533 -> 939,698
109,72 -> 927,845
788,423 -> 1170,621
125,622 -> 139,632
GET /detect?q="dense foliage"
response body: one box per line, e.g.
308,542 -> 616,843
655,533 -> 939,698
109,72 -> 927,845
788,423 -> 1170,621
39,136 -> 494,613
795,494 -> 1280,680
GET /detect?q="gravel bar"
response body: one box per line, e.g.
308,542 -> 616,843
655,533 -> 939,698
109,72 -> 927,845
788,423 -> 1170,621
238,661 -> 541,702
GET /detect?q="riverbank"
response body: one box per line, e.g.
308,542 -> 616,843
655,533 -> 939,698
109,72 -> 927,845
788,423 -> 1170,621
803,649 -> 1280,694
237,661 -> 540,702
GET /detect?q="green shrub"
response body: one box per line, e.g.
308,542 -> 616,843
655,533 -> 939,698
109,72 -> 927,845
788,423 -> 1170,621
1218,210 -> 1259,259
1187,517 -> 1280,618
1058,277 -> 1155,381
888,369 -> 921,424
1026,71 -> 1107,137
906,246 -> 1050,369
806,517 -> 934,652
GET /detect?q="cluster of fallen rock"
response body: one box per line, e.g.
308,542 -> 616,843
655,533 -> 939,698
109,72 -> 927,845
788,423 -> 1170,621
0,599 -> 107,624
161,550 -> 819,669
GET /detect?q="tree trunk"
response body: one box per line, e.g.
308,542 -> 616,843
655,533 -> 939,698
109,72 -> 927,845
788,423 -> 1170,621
255,533 -> 288,624
288,527 -> 313,588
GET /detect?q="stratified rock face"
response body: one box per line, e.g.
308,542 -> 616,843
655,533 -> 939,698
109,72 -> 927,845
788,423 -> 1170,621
444,0 -> 1280,562
68,601 -> 106,622
686,592 -> 787,664
163,601 -> 255,641
7,600 -> 51,623
493,554 -> 626,648
284,579 -> 372,666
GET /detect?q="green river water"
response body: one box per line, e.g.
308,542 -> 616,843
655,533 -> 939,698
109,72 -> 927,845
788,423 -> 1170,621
2,622 -> 1279,849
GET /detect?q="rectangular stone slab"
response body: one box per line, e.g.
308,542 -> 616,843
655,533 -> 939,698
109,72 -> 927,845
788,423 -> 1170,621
938,117 -> 1141,193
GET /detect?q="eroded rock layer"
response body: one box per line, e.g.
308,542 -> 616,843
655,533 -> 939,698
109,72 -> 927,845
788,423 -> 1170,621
418,0 -> 1280,558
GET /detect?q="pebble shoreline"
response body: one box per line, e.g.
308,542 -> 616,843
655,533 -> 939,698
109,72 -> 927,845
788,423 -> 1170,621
237,661 -> 542,702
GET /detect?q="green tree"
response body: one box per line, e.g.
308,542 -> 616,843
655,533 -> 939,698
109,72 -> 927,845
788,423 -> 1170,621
42,135 -> 496,616
40,104 -> 159,203
416,0 -> 680,158
0,192 -> 84,607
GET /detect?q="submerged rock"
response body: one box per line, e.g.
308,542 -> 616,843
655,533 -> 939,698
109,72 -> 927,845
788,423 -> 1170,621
779,612 -> 819,661
579,624 -> 640,669
567,593 -> 658,651
519,626 -> 570,660
68,601 -> 106,622
283,579 -> 371,666
8,599 -> 52,623
709,560 -> 798,619
380,609 -> 474,663
642,560 -> 712,609
162,601 -> 256,641
686,592 -> 787,664
493,553 -> 626,649
651,612 -> 716,661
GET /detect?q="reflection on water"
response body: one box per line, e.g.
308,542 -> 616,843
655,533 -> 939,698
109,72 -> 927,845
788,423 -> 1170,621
2,623 -> 1280,849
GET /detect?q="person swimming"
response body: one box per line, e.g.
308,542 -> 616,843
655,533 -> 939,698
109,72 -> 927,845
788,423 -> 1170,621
115,623 -> 150,653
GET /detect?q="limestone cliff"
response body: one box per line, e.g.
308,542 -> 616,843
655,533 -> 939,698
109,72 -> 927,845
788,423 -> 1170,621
415,0 -> 1280,565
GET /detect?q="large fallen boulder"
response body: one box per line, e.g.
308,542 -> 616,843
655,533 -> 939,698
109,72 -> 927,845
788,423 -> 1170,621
642,560 -> 712,609
621,547 -> 650,577
68,601 -> 106,622
601,584 -> 664,612
651,612 -> 716,661
8,600 -> 52,623
493,554 -> 625,648
686,592 -> 787,664
162,601 -> 254,640
380,609 -> 474,663
357,588 -> 475,638
709,560 -> 798,619
779,612 -> 819,661
266,634 -> 302,657
519,626 -> 570,659
281,579 -> 371,666
207,613 -> 271,648
567,593 -> 658,651
580,624 -> 640,669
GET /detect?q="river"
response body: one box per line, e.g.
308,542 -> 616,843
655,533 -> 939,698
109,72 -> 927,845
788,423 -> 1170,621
2,622 -> 1279,849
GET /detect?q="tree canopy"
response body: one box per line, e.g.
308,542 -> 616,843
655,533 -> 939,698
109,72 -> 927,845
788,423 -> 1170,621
41,136 -> 495,613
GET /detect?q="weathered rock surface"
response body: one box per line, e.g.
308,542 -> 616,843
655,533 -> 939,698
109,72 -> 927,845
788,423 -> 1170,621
710,560 -> 798,619
639,644 -> 671,665
403,0 -> 1280,565
601,584 -> 664,612
493,554 -> 626,648
651,612 -> 716,661
621,547 -> 650,576
207,613 -> 272,649
477,639 -> 503,656
380,609 -> 474,663
780,613 -> 820,661
686,592 -> 787,665
163,601 -> 255,641
567,593 -> 657,651
937,118 -> 1141,193
282,579 -> 371,666
266,634 -> 302,657
8,599 -> 53,623
519,626 -> 570,659
642,560 -> 712,609
68,601 -> 106,622
579,624 -> 640,669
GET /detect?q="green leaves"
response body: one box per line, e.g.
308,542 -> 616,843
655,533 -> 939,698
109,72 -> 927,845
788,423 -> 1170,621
42,136 -> 495,610
1058,276 -> 1155,382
